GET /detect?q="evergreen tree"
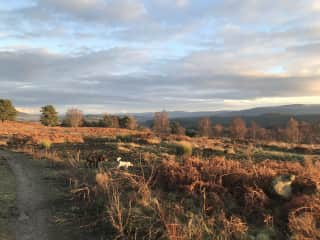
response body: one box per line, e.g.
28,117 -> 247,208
0,99 -> 17,122
120,115 -> 137,129
40,105 -> 59,126
170,121 -> 181,134
102,114 -> 113,127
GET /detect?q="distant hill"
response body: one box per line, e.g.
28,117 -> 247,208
130,104 -> 320,122
140,104 -> 320,128
171,113 -> 320,129
216,104 -> 320,117
16,112 -> 40,122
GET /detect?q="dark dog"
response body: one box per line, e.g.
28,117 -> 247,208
86,152 -> 108,168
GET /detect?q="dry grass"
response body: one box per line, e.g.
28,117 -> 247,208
2,121 -> 319,239
0,121 -> 145,144
157,156 -> 320,238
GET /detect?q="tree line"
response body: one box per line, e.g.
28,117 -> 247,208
152,111 -> 320,144
0,100 -> 138,130
1,99 -> 319,143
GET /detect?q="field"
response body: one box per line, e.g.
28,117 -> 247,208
1,121 -> 320,240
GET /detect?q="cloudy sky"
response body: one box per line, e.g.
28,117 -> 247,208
1,0 -> 320,113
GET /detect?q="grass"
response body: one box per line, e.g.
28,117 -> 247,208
174,141 -> 193,157
0,157 -> 17,240
253,149 -> 304,163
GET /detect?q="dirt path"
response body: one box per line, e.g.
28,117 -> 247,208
0,150 -> 49,240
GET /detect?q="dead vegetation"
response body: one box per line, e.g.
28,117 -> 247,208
2,121 -> 320,239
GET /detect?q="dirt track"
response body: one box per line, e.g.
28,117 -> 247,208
0,150 -> 49,240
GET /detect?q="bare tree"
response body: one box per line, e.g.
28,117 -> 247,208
127,116 -> 138,130
286,117 -> 300,143
111,116 -> 120,128
299,121 -> 313,144
65,108 -> 83,127
153,111 -> 170,134
249,121 -> 258,140
256,127 -> 268,140
198,117 -> 212,137
212,124 -> 223,137
230,117 -> 247,139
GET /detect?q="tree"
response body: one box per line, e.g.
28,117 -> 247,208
0,99 -> 17,122
111,115 -> 120,128
230,117 -> 247,139
170,121 -> 185,135
102,114 -> 113,127
170,121 -> 180,134
249,121 -> 258,140
120,115 -> 138,129
286,118 -> 300,143
213,124 -> 223,137
198,117 -> 212,137
40,105 -> 59,126
299,121 -> 313,144
64,108 -> 83,127
153,111 -> 170,134
257,127 -> 268,140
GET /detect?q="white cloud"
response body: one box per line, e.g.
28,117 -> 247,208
0,0 -> 320,112
176,0 -> 189,8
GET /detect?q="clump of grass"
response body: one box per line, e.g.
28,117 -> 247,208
173,141 -> 193,157
146,137 -> 161,145
40,139 -> 52,150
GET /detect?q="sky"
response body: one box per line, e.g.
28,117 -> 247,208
0,0 -> 320,114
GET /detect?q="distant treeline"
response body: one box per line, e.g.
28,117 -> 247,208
1,99 -> 320,144
150,111 -> 320,144
145,113 -> 320,129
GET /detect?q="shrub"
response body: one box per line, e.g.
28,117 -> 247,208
185,128 -> 197,137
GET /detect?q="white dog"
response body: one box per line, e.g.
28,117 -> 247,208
116,157 -> 133,169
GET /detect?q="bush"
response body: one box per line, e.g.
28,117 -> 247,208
186,128 -> 197,137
